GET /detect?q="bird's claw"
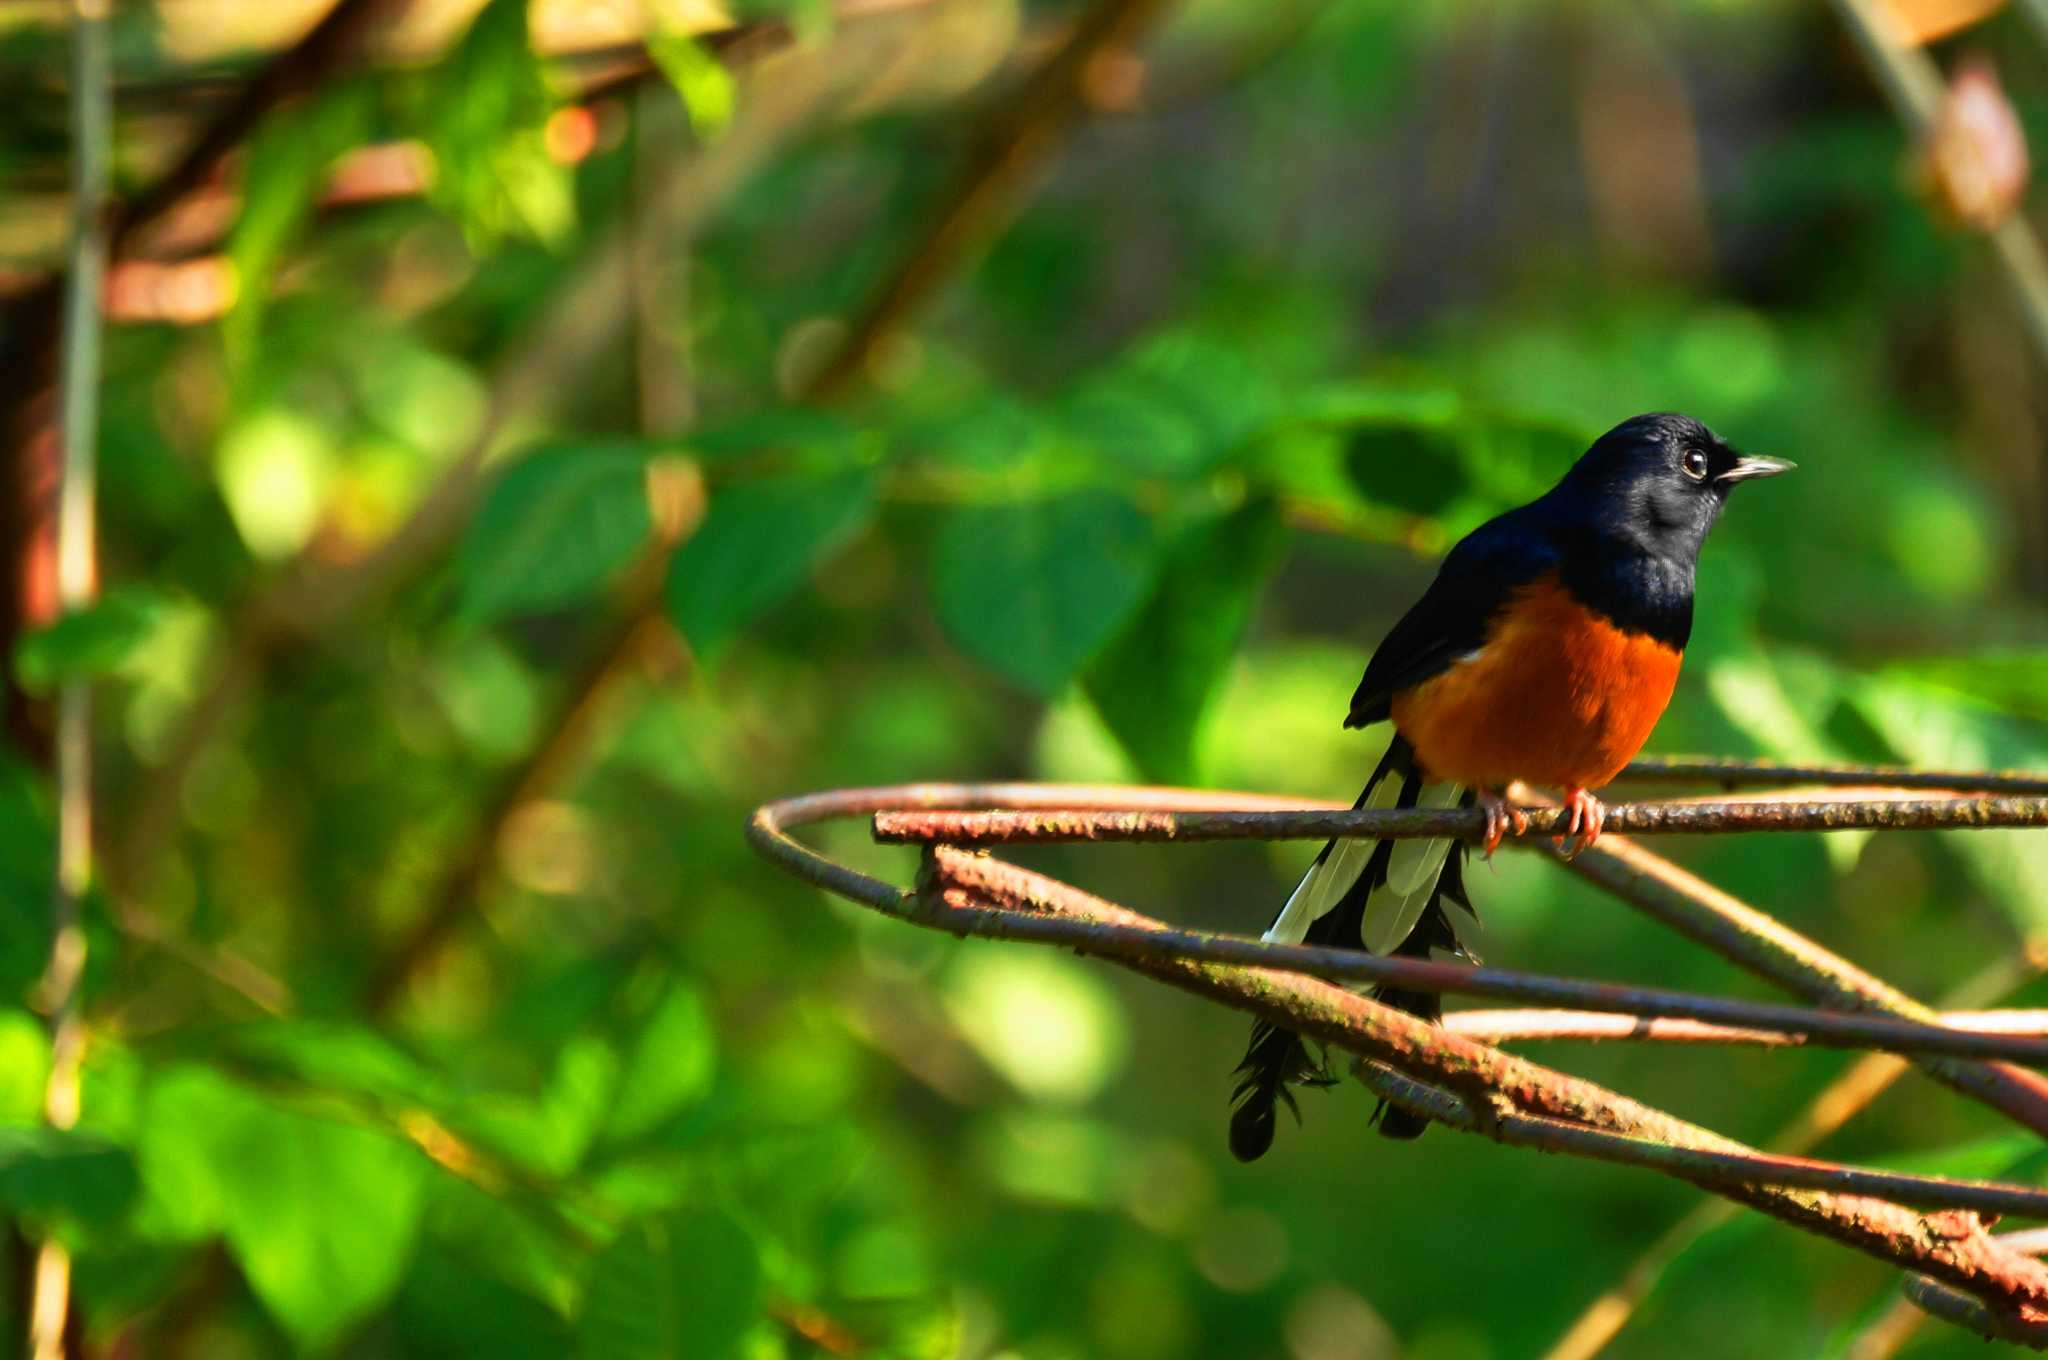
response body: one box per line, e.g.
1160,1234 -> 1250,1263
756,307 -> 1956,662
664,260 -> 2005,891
1555,788 -> 1607,858
1476,789 -> 1529,859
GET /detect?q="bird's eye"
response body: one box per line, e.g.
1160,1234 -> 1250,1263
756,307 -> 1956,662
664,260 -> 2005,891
1681,449 -> 1710,482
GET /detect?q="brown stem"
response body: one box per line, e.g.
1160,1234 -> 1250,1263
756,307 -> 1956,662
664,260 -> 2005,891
1543,944 -> 2048,1360
1562,834 -> 2048,1136
1443,1006 -> 2048,1049
872,791 -> 2048,847
915,846 -> 2048,1322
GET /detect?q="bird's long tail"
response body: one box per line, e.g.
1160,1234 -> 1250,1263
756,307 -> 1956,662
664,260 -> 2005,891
1228,735 -> 1477,1160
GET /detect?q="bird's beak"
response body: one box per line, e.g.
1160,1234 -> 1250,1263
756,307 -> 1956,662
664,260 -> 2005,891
1717,455 -> 1796,484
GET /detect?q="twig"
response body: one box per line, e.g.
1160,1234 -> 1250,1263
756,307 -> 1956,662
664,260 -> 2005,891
1561,835 -> 2048,1137
906,845 -> 2048,1320
1354,1062 -> 2048,1221
1617,756 -> 2048,796
871,791 -> 2048,845
846,852 -> 2048,1065
748,779 -> 2048,1341
28,4 -> 109,1356
1903,1274 -> 2048,1348
1443,1006 -> 2048,1049
1544,946 -> 2048,1360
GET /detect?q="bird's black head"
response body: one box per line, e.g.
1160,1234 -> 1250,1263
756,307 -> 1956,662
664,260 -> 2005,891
1552,412 -> 1793,564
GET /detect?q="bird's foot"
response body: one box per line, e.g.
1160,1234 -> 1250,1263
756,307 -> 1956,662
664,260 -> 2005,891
1555,787 -> 1607,858
1476,789 -> 1529,859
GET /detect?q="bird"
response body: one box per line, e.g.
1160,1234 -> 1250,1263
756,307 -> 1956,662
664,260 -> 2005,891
1228,412 -> 1793,1161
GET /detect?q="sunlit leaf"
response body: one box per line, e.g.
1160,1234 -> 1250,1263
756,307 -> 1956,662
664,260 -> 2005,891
665,468 -> 877,661
1885,651 -> 2048,723
1846,674 -> 2048,929
1086,500 -> 1287,782
931,491 -> 1157,696
0,1010 -> 49,1125
423,0 -> 573,248
604,983 -> 716,1145
577,1209 -> 762,1359
137,1066 -> 427,1351
461,445 -> 653,622
645,29 -> 735,140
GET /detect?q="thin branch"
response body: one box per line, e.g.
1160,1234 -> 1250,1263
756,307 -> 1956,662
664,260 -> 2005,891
28,4 -> 109,1356
1561,834 -> 2048,1137
908,845 -> 2048,1323
1617,756 -> 2048,796
1904,1275 -> 2048,1348
871,791 -> 2048,847
1353,1062 -> 2048,1222
1443,1006 -> 2048,1049
835,867 -> 2048,1065
1544,945 -> 2048,1360
749,779 -> 2048,1341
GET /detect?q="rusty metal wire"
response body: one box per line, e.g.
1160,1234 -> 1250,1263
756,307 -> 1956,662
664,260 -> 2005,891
746,761 -> 2048,1347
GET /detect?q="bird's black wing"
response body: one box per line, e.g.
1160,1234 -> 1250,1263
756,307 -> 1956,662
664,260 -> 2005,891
1345,512 -> 1560,729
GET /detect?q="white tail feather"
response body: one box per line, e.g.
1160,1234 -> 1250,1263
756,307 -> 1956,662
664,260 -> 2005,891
1261,760 -> 1464,956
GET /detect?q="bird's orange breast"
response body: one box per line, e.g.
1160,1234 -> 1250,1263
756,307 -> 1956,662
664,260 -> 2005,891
1388,573 -> 1682,791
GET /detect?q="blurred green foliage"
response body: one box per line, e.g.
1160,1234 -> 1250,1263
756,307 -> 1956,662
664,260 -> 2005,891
4,0 -> 2048,1355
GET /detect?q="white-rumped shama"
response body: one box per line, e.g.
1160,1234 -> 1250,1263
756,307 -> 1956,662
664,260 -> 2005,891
1230,412 -> 1793,1160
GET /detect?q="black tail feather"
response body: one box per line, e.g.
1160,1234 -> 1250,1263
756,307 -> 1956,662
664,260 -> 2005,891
1228,738 -> 1478,1157
1228,1021 -> 1315,1162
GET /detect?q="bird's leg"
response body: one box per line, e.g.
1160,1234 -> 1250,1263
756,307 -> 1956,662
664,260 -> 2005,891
1555,787 -> 1607,858
1475,788 -> 1529,858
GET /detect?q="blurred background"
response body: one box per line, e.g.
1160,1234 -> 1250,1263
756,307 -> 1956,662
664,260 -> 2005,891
5,0 -> 2048,1355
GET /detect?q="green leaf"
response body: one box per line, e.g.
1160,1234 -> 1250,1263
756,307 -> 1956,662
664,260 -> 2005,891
137,1066 -> 427,1352
1883,651 -> 2048,723
1086,501 -> 1287,782
645,29 -> 735,140
0,1127 -> 137,1226
423,0 -> 572,248
931,492 -> 1157,697
1341,425 -> 1464,516
462,1031 -> 622,1177
461,445 -> 653,622
665,468 -> 876,661
577,1209 -> 762,1360
0,1010 -> 49,1124
604,983 -> 716,1145
1059,334 -> 1275,478
15,586 -> 172,693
